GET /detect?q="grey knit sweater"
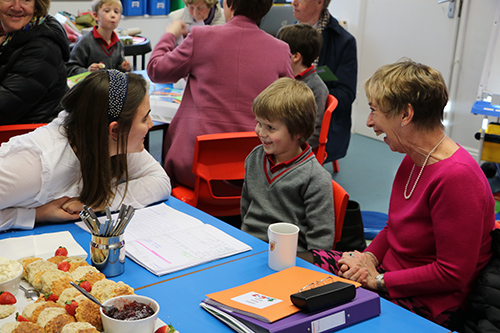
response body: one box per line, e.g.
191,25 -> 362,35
241,145 -> 335,251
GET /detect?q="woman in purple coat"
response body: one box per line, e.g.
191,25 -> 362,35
147,0 -> 293,189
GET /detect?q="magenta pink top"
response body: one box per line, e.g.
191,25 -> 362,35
367,146 -> 495,318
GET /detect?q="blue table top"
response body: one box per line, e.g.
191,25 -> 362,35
0,197 -> 450,332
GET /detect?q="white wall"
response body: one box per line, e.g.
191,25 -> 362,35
328,0 -> 498,158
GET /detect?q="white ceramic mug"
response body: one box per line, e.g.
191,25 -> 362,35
268,222 -> 300,271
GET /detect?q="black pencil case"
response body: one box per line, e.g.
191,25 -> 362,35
290,281 -> 356,312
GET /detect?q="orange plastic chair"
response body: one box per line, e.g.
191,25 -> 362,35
171,131 -> 262,217
332,179 -> 350,249
314,94 -> 340,172
0,123 -> 47,144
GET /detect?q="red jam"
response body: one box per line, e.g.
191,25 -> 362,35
105,300 -> 155,321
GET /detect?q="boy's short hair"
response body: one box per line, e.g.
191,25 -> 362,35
253,78 -> 316,145
276,24 -> 323,68
91,0 -> 122,13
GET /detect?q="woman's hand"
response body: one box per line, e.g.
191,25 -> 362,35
167,20 -> 188,38
35,197 -> 81,223
338,251 -> 379,290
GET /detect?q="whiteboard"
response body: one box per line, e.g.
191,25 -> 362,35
477,1 -> 500,99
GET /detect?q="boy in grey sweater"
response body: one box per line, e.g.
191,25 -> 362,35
241,78 -> 335,253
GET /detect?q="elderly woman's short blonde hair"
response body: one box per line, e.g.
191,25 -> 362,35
364,58 -> 448,131
183,0 -> 219,7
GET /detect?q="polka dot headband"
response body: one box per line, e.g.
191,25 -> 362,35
107,70 -> 129,123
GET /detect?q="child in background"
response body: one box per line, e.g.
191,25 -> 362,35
240,78 -> 335,252
66,0 -> 132,76
277,24 -> 329,150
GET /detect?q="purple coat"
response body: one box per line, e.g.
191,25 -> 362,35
147,15 -> 293,189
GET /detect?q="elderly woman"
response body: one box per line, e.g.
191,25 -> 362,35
167,0 -> 224,27
0,0 -> 69,125
147,0 -> 292,189
301,60 -> 495,331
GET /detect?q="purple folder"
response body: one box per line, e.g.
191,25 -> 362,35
203,287 -> 381,333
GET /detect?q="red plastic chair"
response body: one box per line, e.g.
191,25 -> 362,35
332,179 -> 350,249
0,123 -> 48,144
171,131 -> 262,217
314,94 -> 340,172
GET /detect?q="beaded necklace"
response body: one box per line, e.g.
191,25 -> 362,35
404,133 -> 446,200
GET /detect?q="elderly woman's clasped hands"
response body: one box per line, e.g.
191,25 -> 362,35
337,251 -> 383,291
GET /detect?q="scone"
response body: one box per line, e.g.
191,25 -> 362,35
0,321 -> 44,333
22,300 -> 47,322
57,288 -> 81,307
41,270 -> 74,296
70,267 -> 105,288
17,257 -> 42,278
25,260 -> 57,290
46,256 -> 68,266
62,257 -> 89,273
60,322 -> 99,333
99,281 -> 134,303
37,307 -> 75,333
89,279 -> 115,302
0,304 -> 15,319
29,300 -> 63,323
44,312 -> 76,333
73,296 -> 102,331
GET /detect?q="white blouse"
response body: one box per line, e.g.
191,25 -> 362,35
0,112 -> 171,231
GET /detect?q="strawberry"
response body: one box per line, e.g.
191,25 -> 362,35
58,261 -> 70,272
78,280 -> 92,292
65,300 -> 78,316
55,246 -> 68,257
155,324 -> 175,333
43,293 -> 58,302
15,313 -> 29,322
0,291 -> 16,305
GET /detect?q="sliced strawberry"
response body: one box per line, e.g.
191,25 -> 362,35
58,261 -> 70,272
65,300 -> 78,316
43,293 -> 58,302
15,313 -> 29,322
155,324 -> 175,333
0,291 -> 16,305
78,280 -> 92,292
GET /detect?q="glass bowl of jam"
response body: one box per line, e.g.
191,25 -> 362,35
100,295 -> 160,333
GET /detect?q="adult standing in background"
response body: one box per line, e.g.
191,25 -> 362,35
147,0 -> 293,189
0,0 -> 69,125
293,0 -> 357,163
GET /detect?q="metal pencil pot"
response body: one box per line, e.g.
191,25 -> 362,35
90,234 -> 125,277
